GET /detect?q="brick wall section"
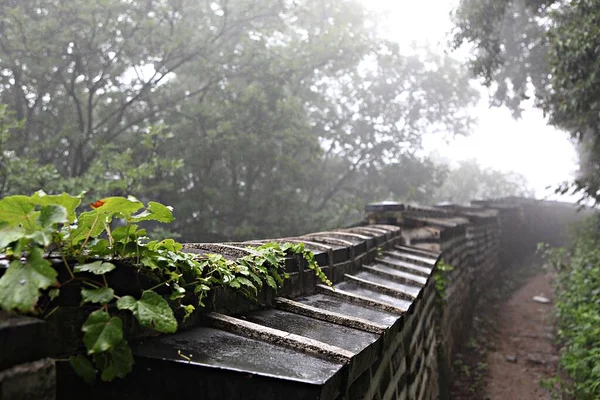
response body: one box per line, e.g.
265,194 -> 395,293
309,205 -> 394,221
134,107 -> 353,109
0,198 -> 587,400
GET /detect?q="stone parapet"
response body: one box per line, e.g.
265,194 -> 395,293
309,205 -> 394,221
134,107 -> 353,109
0,198 -> 588,400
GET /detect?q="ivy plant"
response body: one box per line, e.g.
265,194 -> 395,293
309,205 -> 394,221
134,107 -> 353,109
0,191 -> 330,384
433,259 -> 454,301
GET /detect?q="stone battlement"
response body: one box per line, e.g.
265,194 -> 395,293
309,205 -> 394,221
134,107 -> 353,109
0,198 -> 588,400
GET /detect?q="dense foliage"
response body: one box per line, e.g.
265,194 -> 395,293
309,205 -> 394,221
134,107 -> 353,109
0,0 -> 483,240
0,192 -> 329,382
540,219 -> 600,399
452,0 -> 600,203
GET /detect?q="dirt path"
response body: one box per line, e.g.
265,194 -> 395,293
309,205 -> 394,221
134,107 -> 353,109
450,261 -> 561,400
485,271 -> 559,400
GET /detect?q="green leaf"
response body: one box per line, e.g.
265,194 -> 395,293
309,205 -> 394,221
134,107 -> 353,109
111,224 -> 139,243
31,191 -> 82,223
0,247 -> 58,312
131,202 -> 175,223
0,195 -> 34,227
69,354 -> 97,385
70,211 -> 105,244
0,224 -> 26,248
182,304 -> 195,321
90,196 -> 144,219
74,261 -> 116,275
169,283 -> 186,300
25,230 -> 53,247
81,287 -> 115,305
48,288 -> 60,301
265,275 -> 277,289
38,204 -> 68,227
116,290 -> 177,333
140,255 -> 160,270
147,239 -> 182,252
236,276 -> 257,293
87,239 -> 111,257
94,340 -> 134,381
82,310 -> 123,354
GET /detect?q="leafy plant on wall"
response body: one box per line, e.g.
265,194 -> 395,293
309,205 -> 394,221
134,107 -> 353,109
0,192 -> 330,383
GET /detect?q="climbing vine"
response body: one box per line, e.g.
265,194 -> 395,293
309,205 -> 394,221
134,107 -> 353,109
0,192 -> 330,384
433,259 -> 454,301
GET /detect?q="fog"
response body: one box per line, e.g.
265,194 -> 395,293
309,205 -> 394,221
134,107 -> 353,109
361,0 -> 578,200
0,0 -> 587,242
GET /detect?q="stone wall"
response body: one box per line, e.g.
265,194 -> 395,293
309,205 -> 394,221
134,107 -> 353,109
0,198 -> 588,400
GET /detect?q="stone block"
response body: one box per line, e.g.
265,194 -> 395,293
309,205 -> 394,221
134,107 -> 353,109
0,358 -> 55,400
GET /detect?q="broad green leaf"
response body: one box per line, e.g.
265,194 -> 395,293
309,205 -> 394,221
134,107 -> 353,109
116,290 -> 177,333
38,205 -> 68,227
81,287 -> 115,305
0,195 -> 34,226
74,261 -> 116,275
70,211 -> 105,244
89,197 -> 144,219
0,247 -> 58,312
140,255 -> 160,270
25,230 -> 53,247
148,239 -> 182,252
236,277 -> 257,293
94,340 -> 134,381
69,354 -> 97,385
31,191 -> 81,223
131,202 -> 174,223
0,224 -> 26,248
265,275 -> 277,289
82,310 -> 123,354
111,224 -> 139,243
87,239 -> 111,257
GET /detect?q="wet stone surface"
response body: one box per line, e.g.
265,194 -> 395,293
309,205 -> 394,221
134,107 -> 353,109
384,250 -> 437,266
296,293 -> 399,327
364,263 -> 428,286
376,256 -> 432,276
351,271 -> 422,299
132,327 -> 344,384
0,311 -> 47,370
334,281 -> 414,312
244,309 -> 378,354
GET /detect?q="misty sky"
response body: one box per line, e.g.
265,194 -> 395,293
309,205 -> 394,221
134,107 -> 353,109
360,0 -> 578,201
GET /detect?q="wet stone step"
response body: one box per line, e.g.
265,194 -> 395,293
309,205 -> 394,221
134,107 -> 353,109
394,245 -> 439,258
244,309 -> 378,354
273,297 -> 387,334
376,256 -> 432,276
350,271 -> 422,299
244,309 -> 382,382
127,327 -> 345,400
333,281 -> 414,312
294,293 -> 399,328
364,263 -> 428,286
384,250 -> 437,266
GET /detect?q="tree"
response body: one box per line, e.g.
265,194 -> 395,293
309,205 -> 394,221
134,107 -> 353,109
1,0 -> 480,241
160,3 -> 478,240
0,0 -> 288,194
452,0 -> 600,203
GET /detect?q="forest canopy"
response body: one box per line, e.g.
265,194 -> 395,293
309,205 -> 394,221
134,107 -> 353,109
0,0 -> 530,241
